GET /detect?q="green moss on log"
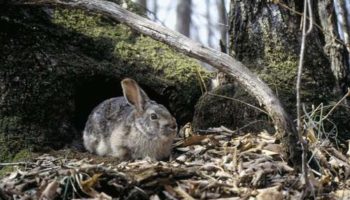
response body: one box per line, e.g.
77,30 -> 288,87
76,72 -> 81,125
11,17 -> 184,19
52,9 -> 206,84
0,117 -> 32,163
0,149 -> 33,177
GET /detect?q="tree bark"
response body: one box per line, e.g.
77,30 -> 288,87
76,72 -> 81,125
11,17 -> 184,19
217,0 -> 228,50
227,0 -> 350,161
152,0 -> 157,21
134,0 -> 147,16
135,0 -> 147,9
176,0 -> 192,37
18,0 -> 299,161
319,0 -> 350,95
206,0 -> 213,47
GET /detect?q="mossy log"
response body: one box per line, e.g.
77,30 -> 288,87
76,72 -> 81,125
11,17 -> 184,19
0,4 -> 209,161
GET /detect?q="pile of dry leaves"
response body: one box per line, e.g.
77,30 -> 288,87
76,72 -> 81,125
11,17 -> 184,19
0,126 -> 350,199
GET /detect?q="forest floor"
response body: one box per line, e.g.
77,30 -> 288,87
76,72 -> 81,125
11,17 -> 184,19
0,126 -> 350,199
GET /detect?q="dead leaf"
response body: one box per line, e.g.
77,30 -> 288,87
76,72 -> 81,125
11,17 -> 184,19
132,167 -> 157,183
182,135 -> 208,147
263,143 -> 283,154
258,131 -> 276,143
81,173 -> 102,190
256,186 -> 283,200
173,185 -> 195,200
333,189 -> 350,199
39,180 -> 59,200
306,128 -> 317,144
179,122 -> 193,138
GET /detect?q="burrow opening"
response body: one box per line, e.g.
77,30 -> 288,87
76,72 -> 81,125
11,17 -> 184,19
73,76 -> 171,133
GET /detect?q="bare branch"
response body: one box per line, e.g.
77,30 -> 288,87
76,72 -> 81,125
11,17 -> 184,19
296,0 -> 314,197
323,88 -> 350,120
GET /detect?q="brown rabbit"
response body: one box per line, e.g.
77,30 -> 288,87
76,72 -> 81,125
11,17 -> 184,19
83,78 -> 177,160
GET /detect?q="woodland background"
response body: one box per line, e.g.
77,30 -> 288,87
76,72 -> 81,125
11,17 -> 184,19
0,0 -> 350,199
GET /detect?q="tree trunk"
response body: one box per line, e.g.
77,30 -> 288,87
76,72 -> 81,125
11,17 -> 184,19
135,0 -> 147,16
228,0 -> 350,157
135,0 -> 147,9
318,0 -> 350,95
176,0 -> 192,36
217,0 -> 228,50
206,0 -> 213,47
152,0 -> 157,21
230,1 -> 337,110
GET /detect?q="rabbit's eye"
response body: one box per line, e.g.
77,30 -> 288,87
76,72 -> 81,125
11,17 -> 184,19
150,113 -> 158,120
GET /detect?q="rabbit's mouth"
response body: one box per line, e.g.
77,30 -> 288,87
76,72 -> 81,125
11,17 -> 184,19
145,132 -> 158,139
134,121 -> 176,139
162,129 -> 177,136
163,125 -> 178,135
144,131 -> 175,140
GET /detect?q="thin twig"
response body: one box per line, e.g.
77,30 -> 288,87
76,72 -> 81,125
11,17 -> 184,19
323,88 -> 350,120
196,67 -> 207,94
236,120 -> 269,131
297,0 -> 313,139
296,0 -> 314,198
207,93 -> 269,115
0,162 -> 34,166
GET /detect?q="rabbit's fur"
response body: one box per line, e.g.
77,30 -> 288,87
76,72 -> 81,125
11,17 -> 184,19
83,78 -> 177,160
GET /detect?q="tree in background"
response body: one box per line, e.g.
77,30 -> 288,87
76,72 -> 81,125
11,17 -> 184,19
135,0 -> 147,9
322,0 -> 350,96
152,0 -> 157,21
176,0 -> 192,37
206,0 -> 213,47
145,0 -> 229,51
228,0 -> 350,139
217,0 -> 228,51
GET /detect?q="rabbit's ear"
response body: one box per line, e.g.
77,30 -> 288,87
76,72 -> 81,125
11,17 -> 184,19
121,78 -> 149,113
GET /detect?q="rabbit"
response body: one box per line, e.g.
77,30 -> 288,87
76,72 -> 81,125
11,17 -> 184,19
83,78 -> 177,161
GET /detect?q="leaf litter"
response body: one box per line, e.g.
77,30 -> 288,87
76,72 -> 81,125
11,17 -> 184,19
0,125 -> 349,199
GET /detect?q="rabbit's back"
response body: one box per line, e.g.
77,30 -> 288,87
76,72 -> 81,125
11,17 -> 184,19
83,97 -> 131,155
